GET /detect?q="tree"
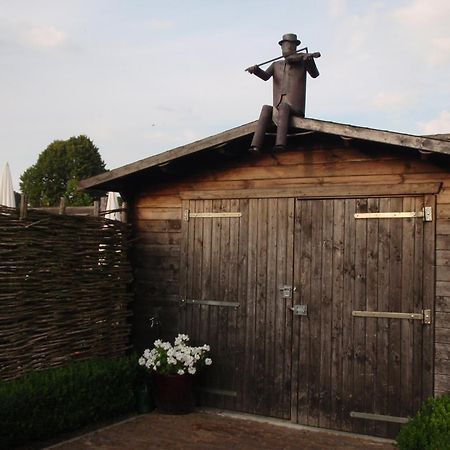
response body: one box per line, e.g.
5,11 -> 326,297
20,135 -> 106,207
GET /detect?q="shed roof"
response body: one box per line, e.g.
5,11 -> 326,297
79,117 -> 450,191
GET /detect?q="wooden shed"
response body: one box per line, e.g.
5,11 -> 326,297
80,117 -> 450,437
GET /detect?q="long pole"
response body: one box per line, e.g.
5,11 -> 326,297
254,46 -> 309,67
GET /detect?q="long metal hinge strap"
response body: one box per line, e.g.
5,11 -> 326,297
181,298 -> 240,308
352,309 -> 431,324
198,388 -> 238,397
354,206 -> 432,221
183,210 -> 242,221
350,411 -> 409,424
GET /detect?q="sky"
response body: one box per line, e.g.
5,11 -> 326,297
1,0 -> 450,190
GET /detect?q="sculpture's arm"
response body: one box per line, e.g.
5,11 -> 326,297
286,52 -> 320,78
245,64 -> 273,81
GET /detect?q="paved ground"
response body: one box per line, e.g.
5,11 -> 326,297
47,410 -> 396,450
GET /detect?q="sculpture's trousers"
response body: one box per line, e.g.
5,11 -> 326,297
250,102 -> 292,150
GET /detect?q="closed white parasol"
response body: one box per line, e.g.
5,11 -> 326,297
105,191 -> 121,221
0,162 -> 16,207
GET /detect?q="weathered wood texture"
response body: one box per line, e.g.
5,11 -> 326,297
0,207 -> 133,380
435,185 -> 450,396
130,144 -> 450,436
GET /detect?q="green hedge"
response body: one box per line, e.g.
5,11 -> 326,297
395,394 -> 450,450
0,356 -> 140,449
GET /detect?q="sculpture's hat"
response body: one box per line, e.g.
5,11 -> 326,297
278,33 -> 301,46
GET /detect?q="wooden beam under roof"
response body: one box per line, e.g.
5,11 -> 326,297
78,122 -> 256,190
289,116 -> 450,155
79,117 -> 450,191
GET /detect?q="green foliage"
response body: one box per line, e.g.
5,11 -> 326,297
0,356 -> 141,449
395,395 -> 450,450
20,135 -> 106,207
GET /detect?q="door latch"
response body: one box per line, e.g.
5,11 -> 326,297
290,304 -> 308,316
280,285 -> 296,299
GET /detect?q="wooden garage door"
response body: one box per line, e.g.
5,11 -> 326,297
291,196 -> 435,437
180,195 -> 434,437
179,198 -> 294,418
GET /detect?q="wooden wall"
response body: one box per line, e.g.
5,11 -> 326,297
129,140 -> 450,397
436,184 -> 450,395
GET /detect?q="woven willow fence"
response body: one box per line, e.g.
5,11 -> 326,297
0,206 -> 133,380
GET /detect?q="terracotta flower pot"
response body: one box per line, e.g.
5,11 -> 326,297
154,373 -> 195,414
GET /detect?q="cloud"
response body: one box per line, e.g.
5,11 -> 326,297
418,111 -> 450,134
392,0 -> 450,64
25,25 -> 66,48
393,0 -> 450,27
371,90 -> 413,110
328,0 -> 348,18
147,19 -> 174,31
0,18 -> 66,50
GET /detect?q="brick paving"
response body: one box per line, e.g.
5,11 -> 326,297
47,411 -> 395,450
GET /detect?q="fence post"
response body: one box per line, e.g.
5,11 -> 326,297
59,197 -> 66,215
20,194 -> 28,220
93,200 -> 100,217
121,202 -> 127,223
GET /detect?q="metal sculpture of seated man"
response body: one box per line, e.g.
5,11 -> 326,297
246,33 -> 320,152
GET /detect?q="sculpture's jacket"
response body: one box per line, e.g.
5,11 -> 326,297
253,55 -> 319,117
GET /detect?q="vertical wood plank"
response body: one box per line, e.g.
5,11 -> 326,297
199,199 -> 213,405
285,198 -> 295,419
374,197 -> 390,437
291,199 -> 302,423
296,200 -> 312,424
243,198 -> 258,413
236,198 -> 249,412
265,198 -> 278,417
412,196 -> 424,414
255,198 -> 268,414
225,198 -> 240,411
364,197 -> 379,436
192,200 -> 204,343
319,199 -> 333,429
400,197 -> 415,419
330,199 -> 345,430
179,200 -> 190,333
422,194 -> 436,400
341,199 -> 356,432
352,198 -> 368,434
387,197 -> 403,436
308,200 -> 323,427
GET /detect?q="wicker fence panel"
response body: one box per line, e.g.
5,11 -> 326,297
0,206 -> 133,380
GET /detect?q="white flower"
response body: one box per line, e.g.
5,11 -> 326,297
140,334 -> 212,375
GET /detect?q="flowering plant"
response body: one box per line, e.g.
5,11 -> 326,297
138,334 -> 212,376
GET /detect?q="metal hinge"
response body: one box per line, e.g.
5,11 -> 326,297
352,309 -> 432,324
423,206 -> 433,222
183,209 -> 242,221
354,206 -> 432,222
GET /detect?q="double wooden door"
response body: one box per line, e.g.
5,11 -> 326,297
180,195 -> 434,436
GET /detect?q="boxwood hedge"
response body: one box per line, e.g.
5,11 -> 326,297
396,394 -> 450,450
0,356 -> 140,449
